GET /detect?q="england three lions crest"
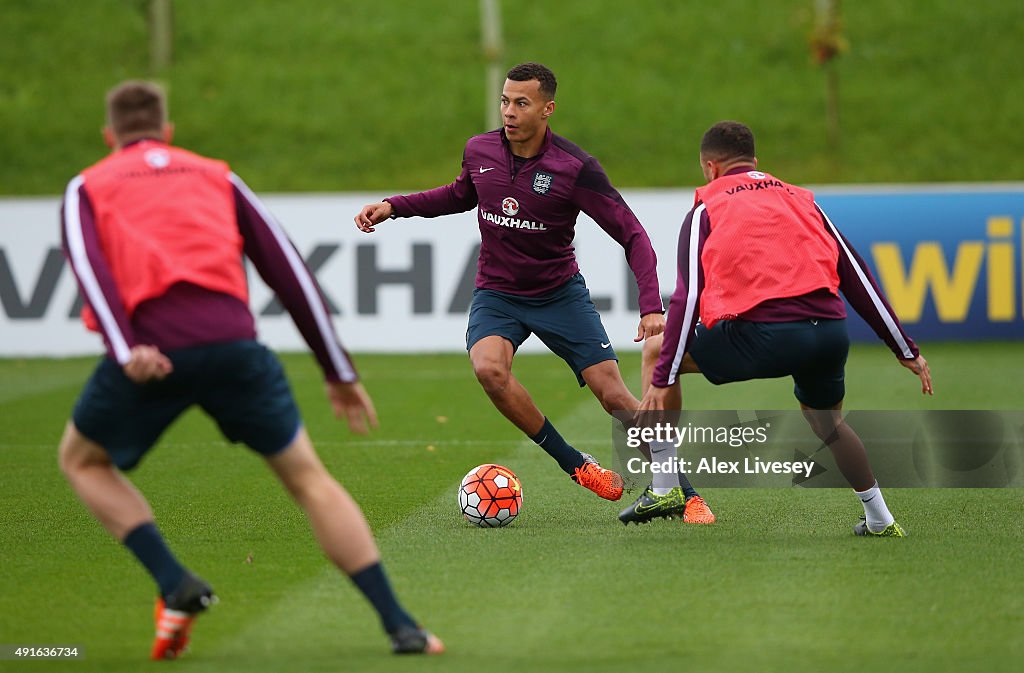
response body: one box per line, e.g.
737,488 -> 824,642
532,171 -> 554,195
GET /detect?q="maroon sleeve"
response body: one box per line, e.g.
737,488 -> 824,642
231,175 -> 359,382
816,205 -> 919,360
652,205 -> 708,388
571,157 -> 663,316
60,177 -> 137,363
385,148 -> 478,218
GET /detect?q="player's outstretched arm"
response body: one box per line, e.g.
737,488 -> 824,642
899,354 -> 933,396
354,201 -> 394,233
326,381 -> 380,434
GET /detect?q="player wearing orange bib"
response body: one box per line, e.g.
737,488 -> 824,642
631,121 -> 933,535
58,81 -> 442,659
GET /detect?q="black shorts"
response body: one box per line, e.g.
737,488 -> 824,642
466,273 -> 616,387
689,318 -> 849,409
72,340 -> 301,470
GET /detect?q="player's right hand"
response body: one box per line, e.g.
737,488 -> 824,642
123,344 -> 173,383
326,381 -> 380,434
633,384 -> 670,427
354,201 -> 394,232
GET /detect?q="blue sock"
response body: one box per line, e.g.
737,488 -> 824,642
350,562 -> 416,634
677,471 -> 699,501
122,522 -> 187,599
530,417 -> 585,474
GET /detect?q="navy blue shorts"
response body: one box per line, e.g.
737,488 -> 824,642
689,318 -> 849,409
466,273 -> 616,387
72,340 -> 301,470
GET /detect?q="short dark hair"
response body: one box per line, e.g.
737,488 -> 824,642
106,80 -> 166,138
506,62 -> 557,100
700,121 -> 755,163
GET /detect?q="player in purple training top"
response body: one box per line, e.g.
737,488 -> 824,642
357,63 -> 707,506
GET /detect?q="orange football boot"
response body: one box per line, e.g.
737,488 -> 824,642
683,495 -> 716,524
572,455 -> 624,501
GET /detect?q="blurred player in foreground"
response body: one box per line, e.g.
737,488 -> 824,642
636,121 -> 932,536
58,81 -> 443,659
356,62 -> 710,517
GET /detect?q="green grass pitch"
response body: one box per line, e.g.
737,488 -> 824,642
3,1 -> 1024,194
1,342 -> 1021,672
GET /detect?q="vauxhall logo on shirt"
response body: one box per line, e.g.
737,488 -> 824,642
724,172 -> 793,196
482,196 -> 548,231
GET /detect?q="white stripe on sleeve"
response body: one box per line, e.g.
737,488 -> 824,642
667,203 -> 706,385
229,173 -> 357,381
817,203 -> 914,359
63,176 -> 132,364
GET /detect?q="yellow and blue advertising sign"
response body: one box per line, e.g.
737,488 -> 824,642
815,186 -> 1024,341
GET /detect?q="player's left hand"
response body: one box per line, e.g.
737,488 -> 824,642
899,354 -> 933,396
326,381 -> 380,434
635,312 -> 666,342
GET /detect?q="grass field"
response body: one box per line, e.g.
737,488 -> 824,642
2,1 -> 1024,194
1,343 -> 1022,672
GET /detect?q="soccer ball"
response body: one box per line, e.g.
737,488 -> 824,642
458,464 -> 523,527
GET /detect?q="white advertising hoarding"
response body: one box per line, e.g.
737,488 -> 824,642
0,191 -> 690,357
